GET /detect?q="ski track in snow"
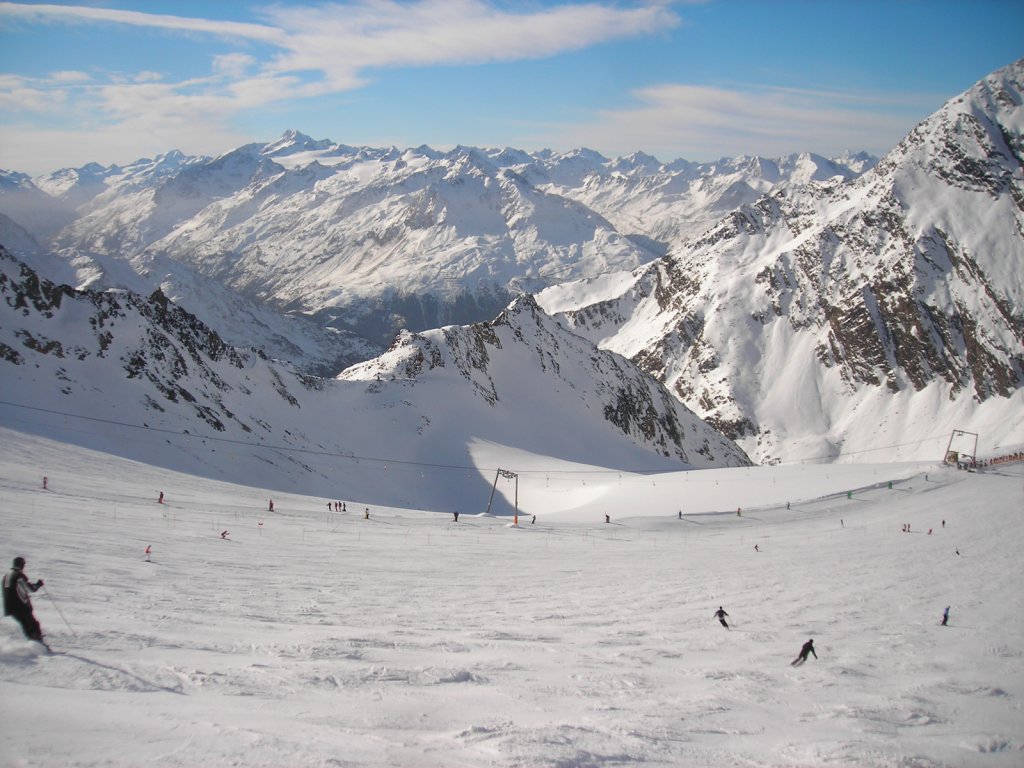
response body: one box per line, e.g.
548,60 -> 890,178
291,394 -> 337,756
1,429 -> 1022,768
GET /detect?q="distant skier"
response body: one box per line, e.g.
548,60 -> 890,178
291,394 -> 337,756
678,510 -> 682,520
941,606 -> 950,626
531,515 -> 536,524
364,508 -> 370,519
3,557 -> 46,648
754,544 -> 759,552
791,639 -> 817,666
221,530 -> 229,539
714,606 -> 730,629
453,511 -> 459,522
268,499 -> 274,512
158,491 -> 164,504
144,545 -> 152,562
605,514 -> 610,524
42,476 -> 48,490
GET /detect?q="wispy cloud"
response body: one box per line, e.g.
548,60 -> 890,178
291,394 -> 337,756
261,0 -> 676,76
547,82 -> 940,160
0,2 -> 677,121
0,74 -> 70,113
0,0 -> 679,171
0,1 -> 286,42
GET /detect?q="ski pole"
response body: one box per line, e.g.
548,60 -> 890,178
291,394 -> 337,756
41,585 -> 77,637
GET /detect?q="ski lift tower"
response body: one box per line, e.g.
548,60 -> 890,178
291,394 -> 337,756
943,429 -> 979,467
485,468 -> 518,516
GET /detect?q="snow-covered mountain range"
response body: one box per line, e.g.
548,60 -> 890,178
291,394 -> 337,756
0,246 -> 749,511
538,58 -> 1024,464
0,129 -> 874,367
1,59 -> 1021,467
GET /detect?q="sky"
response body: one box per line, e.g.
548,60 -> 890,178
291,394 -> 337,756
0,0 -> 1022,176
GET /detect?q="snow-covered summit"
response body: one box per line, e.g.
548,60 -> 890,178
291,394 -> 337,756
538,58 -> 1024,465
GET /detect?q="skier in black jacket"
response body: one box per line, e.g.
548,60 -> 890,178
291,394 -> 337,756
714,606 -> 730,629
791,638 -> 817,666
3,556 -> 45,646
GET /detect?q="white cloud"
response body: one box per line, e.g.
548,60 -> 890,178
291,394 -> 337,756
543,83 -> 939,160
261,0 -> 677,76
213,53 -> 256,79
0,85 -> 67,114
0,0 -> 681,172
0,1 -> 285,43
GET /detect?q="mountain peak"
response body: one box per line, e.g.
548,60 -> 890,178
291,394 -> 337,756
540,57 -> 1024,464
262,130 -> 334,157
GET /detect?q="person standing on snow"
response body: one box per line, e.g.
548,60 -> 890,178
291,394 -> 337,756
3,557 -> 46,647
714,606 -> 730,629
791,638 -> 817,666
941,606 -> 950,626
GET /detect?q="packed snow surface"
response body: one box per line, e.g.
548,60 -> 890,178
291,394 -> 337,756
1,428 -> 1022,767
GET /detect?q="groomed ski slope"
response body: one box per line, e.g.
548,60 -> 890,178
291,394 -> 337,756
1,428 -> 1022,768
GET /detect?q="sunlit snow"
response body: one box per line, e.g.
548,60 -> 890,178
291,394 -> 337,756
2,428 -> 1021,767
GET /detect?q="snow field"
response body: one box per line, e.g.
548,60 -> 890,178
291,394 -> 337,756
1,430 -> 1022,767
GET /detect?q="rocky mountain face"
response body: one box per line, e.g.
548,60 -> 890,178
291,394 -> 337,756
341,293 -> 750,469
0,247 -> 748,508
0,246 -> 308,435
0,132 -> 872,370
538,59 -> 1024,464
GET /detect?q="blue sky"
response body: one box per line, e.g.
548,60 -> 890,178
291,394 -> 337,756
1,0 -> 1022,175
